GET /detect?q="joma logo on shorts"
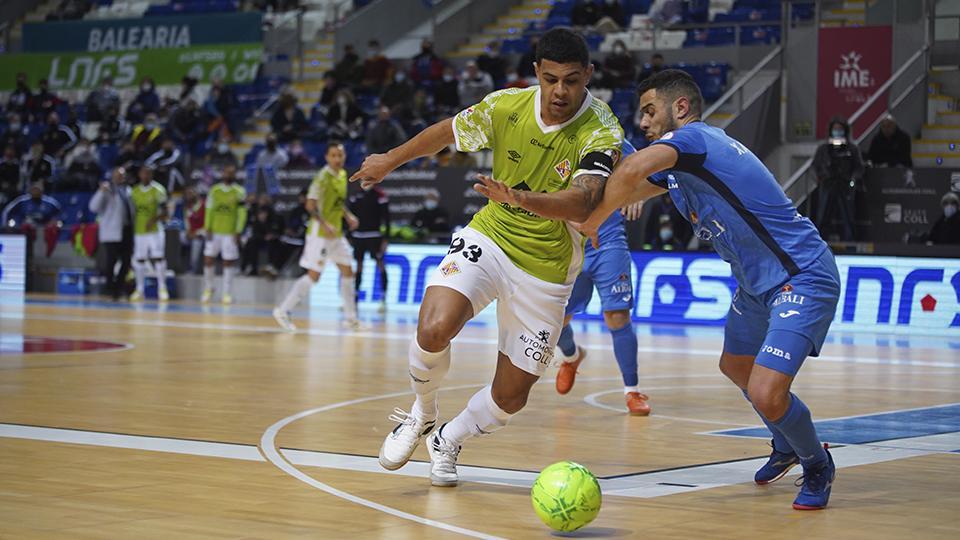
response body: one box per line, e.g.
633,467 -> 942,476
761,345 -> 792,361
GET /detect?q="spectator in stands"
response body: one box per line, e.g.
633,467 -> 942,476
40,111 -> 78,159
598,40 -> 637,88
571,0 -> 601,26
459,61 -> 494,108
178,76 -> 201,104
638,53 -> 666,83
114,141 -> 138,170
182,185 -> 206,274
813,116 -> 863,242
21,141 -> 57,191
348,185 -> 390,309
7,73 -> 31,121
275,188 -> 311,273
318,72 -> 341,110
327,89 -> 366,141
643,194 -> 691,248
650,0 -> 685,25
131,113 -> 163,160
380,71 -> 415,121
651,214 -> 685,250
362,39 -> 393,90
927,192 -> 960,245
477,41 -> 508,88
203,83 -> 229,139
205,135 -> 239,169
409,88 -> 432,132
241,192 -> 283,276
85,77 -> 121,122
450,149 -> 478,168
867,114 -> 912,168
686,0 -> 710,23
62,138 -> 102,191
168,99 -> 203,147
271,92 -> 310,143
256,133 -> 290,171
127,77 -> 161,123
30,79 -> 60,122
89,166 -> 134,300
410,39 -> 444,86
1,112 -> 26,154
596,0 -> 627,31
47,0 -> 92,20
0,145 -> 20,208
412,191 -> 450,236
516,36 -> 539,80
284,139 -> 316,170
145,138 -> 186,193
334,44 -> 364,87
365,106 -> 407,155
98,105 -> 128,145
434,66 -> 461,116
2,181 -> 61,228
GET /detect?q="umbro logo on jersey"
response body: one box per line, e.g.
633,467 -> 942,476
507,150 -> 521,163
779,310 -> 801,319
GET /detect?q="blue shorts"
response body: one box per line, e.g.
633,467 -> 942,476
723,249 -> 841,376
565,247 -> 633,315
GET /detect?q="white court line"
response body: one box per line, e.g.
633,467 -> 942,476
583,386 -> 756,427
8,312 -> 960,369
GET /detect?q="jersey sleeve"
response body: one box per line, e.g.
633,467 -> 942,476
647,171 -> 669,189
204,191 -> 214,230
306,175 -> 322,201
650,127 -> 705,157
572,102 -> 624,179
452,89 -> 512,152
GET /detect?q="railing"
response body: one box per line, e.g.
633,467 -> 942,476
703,45 -> 782,123
263,10 -> 305,81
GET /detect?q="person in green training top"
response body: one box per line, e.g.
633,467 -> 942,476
130,165 -> 170,301
274,143 -> 361,330
202,164 -> 247,305
351,28 -> 624,487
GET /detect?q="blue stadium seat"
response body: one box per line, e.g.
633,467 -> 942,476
98,144 -> 118,171
623,0 -> 653,16
699,62 -> 730,102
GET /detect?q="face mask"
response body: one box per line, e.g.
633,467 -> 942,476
614,46 -> 625,54
267,142 -> 277,151
9,122 -> 20,132
218,143 -> 229,153
368,50 -> 379,58
145,122 -> 156,130
395,73 -> 406,82
659,228 -> 673,242
424,200 -> 438,210
142,84 -> 151,92
945,204 -> 958,219
443,74 -> 454,82
337,96 -> 348,106
291,145 -> 303,155
831,129 -> 844,138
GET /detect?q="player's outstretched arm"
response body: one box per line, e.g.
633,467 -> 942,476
349,118 -> 455,189
473,173 -> 605,223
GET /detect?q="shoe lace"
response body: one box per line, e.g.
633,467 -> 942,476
794,462 -> 828,491
387,408 -> 421,443
432,436 -> 460,473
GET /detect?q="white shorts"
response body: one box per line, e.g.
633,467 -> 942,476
134,231 -> 165,260
299,234 -> 354,273
426,227 -> 573,376
203,233 -> 240,261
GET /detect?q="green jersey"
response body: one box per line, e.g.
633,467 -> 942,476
131,181 -> 168,234
307,166 -> 348,237
453,86 -> 624,284
204,182 -> 247,234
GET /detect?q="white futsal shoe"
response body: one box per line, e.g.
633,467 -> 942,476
427,424 -> 460,487
272,308 -> 297,332
379,408 -> 435,471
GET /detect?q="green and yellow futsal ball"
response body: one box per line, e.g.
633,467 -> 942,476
530,461 -> 602,532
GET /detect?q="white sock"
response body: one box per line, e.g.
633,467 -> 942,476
203,265 -> 214,291
624,385 -> 639,394
340,276 -> 357,320
279,274 -> 314,313
134,260 -> 146,292
442,385 -> 512,446
223,264 -> 236,296
154,260 -> 168,291
409,336 -> 450,422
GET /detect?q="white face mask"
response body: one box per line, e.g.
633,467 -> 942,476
945,204 -> 958,219
337,97 -> 348,106
424,200 -> 438,210
659,228 -> 673,242
218,143 -> 229,153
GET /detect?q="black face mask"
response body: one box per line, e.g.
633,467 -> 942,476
267,143 -> 277,151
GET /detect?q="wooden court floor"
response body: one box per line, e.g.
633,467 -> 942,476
1,295 -> 958,539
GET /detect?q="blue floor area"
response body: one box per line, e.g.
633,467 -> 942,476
716,403 -> 960,445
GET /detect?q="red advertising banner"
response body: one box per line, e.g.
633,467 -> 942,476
816,26 -> 893,139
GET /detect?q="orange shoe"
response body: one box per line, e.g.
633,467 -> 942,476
555,346 -> 586,395
625,392 -> 651,416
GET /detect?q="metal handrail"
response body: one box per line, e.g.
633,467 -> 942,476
782,44 -> 928,195
703,45 -> 782,120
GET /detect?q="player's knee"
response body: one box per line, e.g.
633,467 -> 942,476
747,384 -> 789,421
603,309 -> 631,331
490,386 -> 528,414
416,317 -> 455,352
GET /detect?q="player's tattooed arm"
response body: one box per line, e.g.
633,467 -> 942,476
473,172 -> 605,222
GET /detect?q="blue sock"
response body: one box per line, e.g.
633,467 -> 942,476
610,324 -> 638,387
742,390 -> 793,454
772,393 -> 827,467
557,323 -> 576,357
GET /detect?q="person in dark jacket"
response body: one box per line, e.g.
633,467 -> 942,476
349,185 -> 391,308
867,114 -> 912,168
812,116 -> 863,241
927,192 -> 960,245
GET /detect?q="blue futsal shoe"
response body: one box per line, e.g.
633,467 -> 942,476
792,446 -> 836,510
754,440 -> 800,485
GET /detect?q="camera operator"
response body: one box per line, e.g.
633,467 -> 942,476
812,117 -> 863,242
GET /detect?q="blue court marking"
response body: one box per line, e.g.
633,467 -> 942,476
713,403 -> 960,444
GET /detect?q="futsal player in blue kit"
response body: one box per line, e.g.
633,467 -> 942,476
554,140 -> 653,416
476,69 -> 839,510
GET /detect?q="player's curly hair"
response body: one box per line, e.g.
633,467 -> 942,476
637,69 -> 704,117
535,28 -> 589,67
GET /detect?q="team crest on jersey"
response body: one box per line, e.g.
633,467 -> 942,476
440,261 -> 461,277
781,284 -> 794,293
554,159 -> 571,180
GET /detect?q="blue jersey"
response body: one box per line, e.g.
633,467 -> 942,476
589,140 -> 637,254
649,122 -> 827,295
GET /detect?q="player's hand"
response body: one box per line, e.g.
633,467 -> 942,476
99,181 -> 111,192
620,201 -> 644,221
345,213 -> 359,231
473,174 -> 518,206
322,222 -> 337,238
350,153 -> 396,190
574,219 -> 601,249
